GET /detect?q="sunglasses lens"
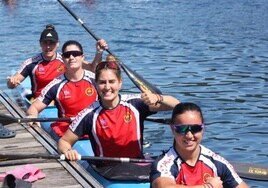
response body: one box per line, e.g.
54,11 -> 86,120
174,126 -> 188,134
191,126 -> 203,133
174,124 -> 203,134
63,51 -> 83,58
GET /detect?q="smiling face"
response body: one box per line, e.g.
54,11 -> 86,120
173,110 -> 203,153
96,69 -> 122,108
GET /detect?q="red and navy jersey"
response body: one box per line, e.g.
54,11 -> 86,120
38,70 -> 98,136
18,52 -> 65,98
70,94 -> 156,158
150,145 -> 243,187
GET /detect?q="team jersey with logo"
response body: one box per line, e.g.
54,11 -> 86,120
70,94 -> 156,158
38,70 -> 98,136
150,145 -> 243,187
18,52 -> 65,98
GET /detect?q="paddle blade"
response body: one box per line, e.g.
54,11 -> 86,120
120,63 -> 162,94
145,117 -> 171,124
0,153 -> 154,163
0,114 -> 17,125
232,162 -> 268,181
0,113 -> 72,125
57,0 -> 161,95
0,153 -> 60,161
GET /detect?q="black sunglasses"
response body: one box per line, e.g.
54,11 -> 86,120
62,51 -> 83,58
173,124 -> 204,135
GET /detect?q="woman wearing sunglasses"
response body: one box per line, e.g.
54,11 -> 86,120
7,24 -> 64,99
26,40 -> 107,140
7,24 -> 107,100
150,102 -> 249,188
57,61 -> 179,171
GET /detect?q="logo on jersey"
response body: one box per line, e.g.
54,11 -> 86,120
203,173 -> 212,182
38,66 -> 45,75
85,87 -> 94,96
124,112 -> 132,123
57,65 -> 65,72
159,158 -> 173,173
99,119 -> 109,129
63,90 -> 71,99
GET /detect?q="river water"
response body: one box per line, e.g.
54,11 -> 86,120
1,0 -> 268,187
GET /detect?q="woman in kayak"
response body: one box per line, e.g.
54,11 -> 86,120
150,102 -> 249,188
7,24 -> 107,100
7,24 -> 64,99
26,39 -> 107,140
58,60 -> 180,159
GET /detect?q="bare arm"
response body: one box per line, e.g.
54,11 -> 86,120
26,99 -> 47,117
57,129 -> 80,161
82,54 -> 102,72
149,94 -> 180,112
26,99 -> 47,126
83,39 -> 108,73
6,72 -> 25,89
140,87 -> 180,112
235,182 -> 250,188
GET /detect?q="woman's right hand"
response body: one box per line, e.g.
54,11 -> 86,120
63,149 -> 81,161
26,114 -> 41,127
6,76 -> 21,88
26,114 -> 35,126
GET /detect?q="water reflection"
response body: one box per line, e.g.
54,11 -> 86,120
1,0 -> 268,187
2,0 -> 16,8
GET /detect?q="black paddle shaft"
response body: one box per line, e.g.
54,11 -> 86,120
1,153 -> 268,181
0,113 -> 169,126
0,114 -> 71,125
0,153 -> 154,163
57,0 -> 161,94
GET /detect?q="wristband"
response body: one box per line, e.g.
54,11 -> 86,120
155,94 -> 164,105
208,183 -> 213,188
204,183 -> 213,188
158,95 -> 163,104
155,94 -> 160,105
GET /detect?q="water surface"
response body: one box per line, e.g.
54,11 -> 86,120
1,0 -> 268,186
